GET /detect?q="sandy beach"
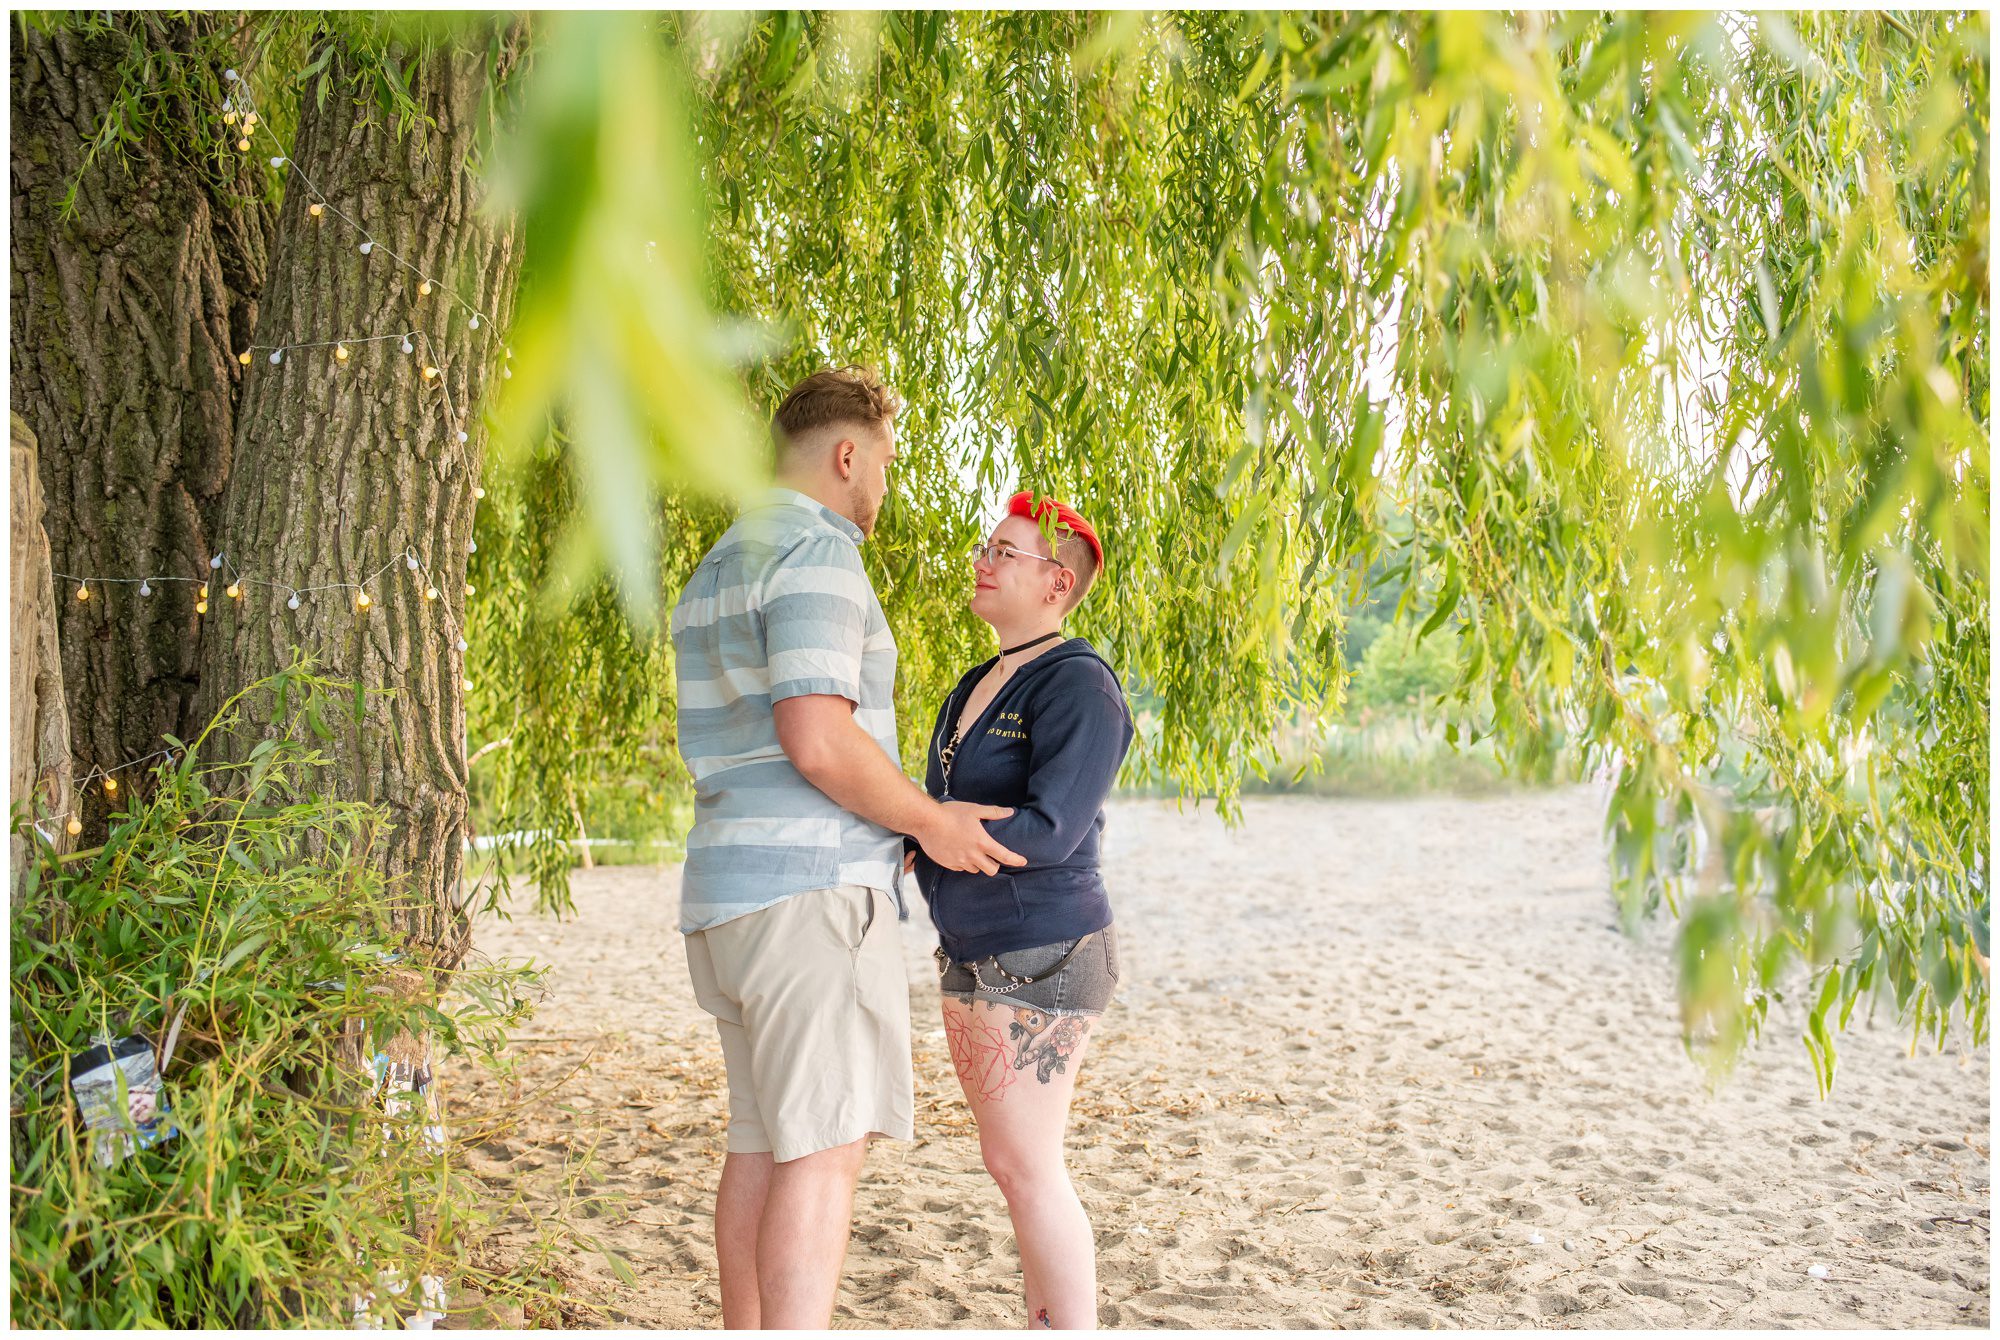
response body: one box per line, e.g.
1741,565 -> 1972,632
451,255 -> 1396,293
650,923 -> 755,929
437,786 -> 1990,1328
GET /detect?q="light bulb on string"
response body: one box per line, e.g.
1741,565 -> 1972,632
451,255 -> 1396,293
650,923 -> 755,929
269,156 -> 285,168
467,540 -> 477,553
401,338 -> 414,354
474,486 -> 486,500
422,366 -> 439,382
359,241 -> 374,256
238,350 -> 251,365
226,582 -> 242,599
225,69 -> 238,82
139,582 -> 151,597
103,776 -> 118,795
424,586 -> 438,601
457,431 -> 468,444
198,583 -> 209,598
75,582 -> 90,602
224,110 -> 238,127
465,582 -> 475,596
287,594 -> 301,610
406,554 -> 420,571
270,350 -> 282,364
356,591 -> 372,612
66,816 -> 82,837
196,599 -> 208,615
502,367 -> 512,379
243,112 -> 257,129
456,638 -> 468,652
236,137 -> 251,152
468,315 -> 481,329
335,343 -> 350,363
309,202 -> 324,219
210,555 -> 223,570
418,280 -> 432,297
461,677 -> 474,693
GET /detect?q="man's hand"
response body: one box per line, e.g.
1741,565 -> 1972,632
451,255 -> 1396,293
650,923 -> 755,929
917,801 -> 1026,876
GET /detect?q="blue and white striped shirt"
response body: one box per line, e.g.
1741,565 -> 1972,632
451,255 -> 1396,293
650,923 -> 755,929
670,488 -> 904,934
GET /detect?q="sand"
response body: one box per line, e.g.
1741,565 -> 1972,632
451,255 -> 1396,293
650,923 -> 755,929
437,786 -> 1990,1328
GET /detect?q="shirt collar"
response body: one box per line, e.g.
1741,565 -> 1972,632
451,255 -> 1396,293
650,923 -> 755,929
758,485 -> 864,544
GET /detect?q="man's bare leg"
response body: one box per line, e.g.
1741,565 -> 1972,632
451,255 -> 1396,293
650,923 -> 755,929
755,1136 -> 870,1328
716,1151 -> 775,1328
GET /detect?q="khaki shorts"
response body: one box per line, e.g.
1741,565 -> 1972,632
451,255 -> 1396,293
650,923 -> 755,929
683,883 -> 913,1163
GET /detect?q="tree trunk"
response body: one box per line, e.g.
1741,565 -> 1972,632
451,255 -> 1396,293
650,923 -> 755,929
193,32 -> 522,976
9,16 -> 269,840
10,414 -> 75,906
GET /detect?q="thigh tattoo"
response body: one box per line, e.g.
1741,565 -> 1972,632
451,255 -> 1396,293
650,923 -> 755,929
947,1004 -> 1093,1102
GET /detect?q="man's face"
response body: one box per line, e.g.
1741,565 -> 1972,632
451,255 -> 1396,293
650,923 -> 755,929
845,422 -> 897,537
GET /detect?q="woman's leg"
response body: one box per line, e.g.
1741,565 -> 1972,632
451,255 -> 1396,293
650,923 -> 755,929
943,995 -> 1098,1329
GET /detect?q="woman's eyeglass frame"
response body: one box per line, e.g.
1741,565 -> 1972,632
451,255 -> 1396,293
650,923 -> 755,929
967,542 -> 1067,570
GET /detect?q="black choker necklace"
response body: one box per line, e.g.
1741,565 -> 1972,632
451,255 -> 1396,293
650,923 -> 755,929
1002,631 -> 1063,657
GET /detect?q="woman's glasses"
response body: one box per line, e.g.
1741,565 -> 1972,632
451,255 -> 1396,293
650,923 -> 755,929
968,542 -> 1065,568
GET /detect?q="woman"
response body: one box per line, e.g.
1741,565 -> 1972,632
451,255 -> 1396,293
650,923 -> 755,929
905,489 -> 1134,1330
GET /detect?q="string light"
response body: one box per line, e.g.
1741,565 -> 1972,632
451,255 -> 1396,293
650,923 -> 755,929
37,67 -> 501,842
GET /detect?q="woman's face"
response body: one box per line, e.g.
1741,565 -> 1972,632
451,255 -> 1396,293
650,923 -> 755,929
968,515 -> 1069,627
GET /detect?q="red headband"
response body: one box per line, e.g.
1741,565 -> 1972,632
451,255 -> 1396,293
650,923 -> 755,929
1006,490 -> 1103,570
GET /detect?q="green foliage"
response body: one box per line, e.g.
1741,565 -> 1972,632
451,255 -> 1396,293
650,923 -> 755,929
9,669 -> 537,1326
1352,628 -> 1461,716
475,11 -> 1985,1082
37,9 -> 1984,1084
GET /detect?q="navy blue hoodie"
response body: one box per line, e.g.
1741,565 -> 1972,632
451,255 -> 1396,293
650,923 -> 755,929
911,638 -> 1135,960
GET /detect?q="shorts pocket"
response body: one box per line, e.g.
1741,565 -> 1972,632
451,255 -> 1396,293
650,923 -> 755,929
991,938 -> 1078,983
1102,926 -> 1119,981
848,886 -> 878,953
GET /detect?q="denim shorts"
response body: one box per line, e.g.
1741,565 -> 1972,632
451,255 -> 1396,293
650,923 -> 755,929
934,925 -> 1119,1017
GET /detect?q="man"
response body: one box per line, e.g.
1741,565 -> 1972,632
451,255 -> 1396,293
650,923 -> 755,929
671,365 -> 1024,1328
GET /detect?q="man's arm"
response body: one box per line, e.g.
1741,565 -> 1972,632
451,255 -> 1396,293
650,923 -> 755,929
774,694 -> 1024,876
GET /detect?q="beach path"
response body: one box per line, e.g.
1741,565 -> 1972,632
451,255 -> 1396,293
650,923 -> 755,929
438,787 -> 1990,1328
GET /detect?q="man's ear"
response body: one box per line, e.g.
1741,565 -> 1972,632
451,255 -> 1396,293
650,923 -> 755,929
833,438 -> 857,480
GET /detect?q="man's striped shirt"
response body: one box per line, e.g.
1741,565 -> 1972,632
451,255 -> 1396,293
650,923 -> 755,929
670,488 -> 904,933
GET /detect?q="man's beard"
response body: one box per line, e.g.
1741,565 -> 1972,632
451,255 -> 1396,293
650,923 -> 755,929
849,483 -> 880,535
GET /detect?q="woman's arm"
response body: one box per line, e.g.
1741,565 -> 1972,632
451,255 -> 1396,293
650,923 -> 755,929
976,673 -> 1134,867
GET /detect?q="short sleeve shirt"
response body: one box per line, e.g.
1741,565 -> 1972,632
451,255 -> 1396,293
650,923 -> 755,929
670,488 -> 904,933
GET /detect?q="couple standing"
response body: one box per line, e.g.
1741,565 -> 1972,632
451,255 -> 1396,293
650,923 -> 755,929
670,366 -> 1134,1329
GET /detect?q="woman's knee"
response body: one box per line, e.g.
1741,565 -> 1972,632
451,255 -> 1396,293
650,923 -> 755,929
980,1140 -> 1067,1200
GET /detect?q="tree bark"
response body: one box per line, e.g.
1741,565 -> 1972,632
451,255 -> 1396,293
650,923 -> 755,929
10,414 -> 75,906
193,32 -> 522,975
10,17 -> 270,840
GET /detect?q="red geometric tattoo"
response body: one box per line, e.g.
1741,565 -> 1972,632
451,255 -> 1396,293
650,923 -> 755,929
945,1009 -> 1019,1103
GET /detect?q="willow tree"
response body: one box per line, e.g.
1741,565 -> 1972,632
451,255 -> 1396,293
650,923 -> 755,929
12,13 -> 522,975
10,13 -> 269,841
473,10 -> 1986,1087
